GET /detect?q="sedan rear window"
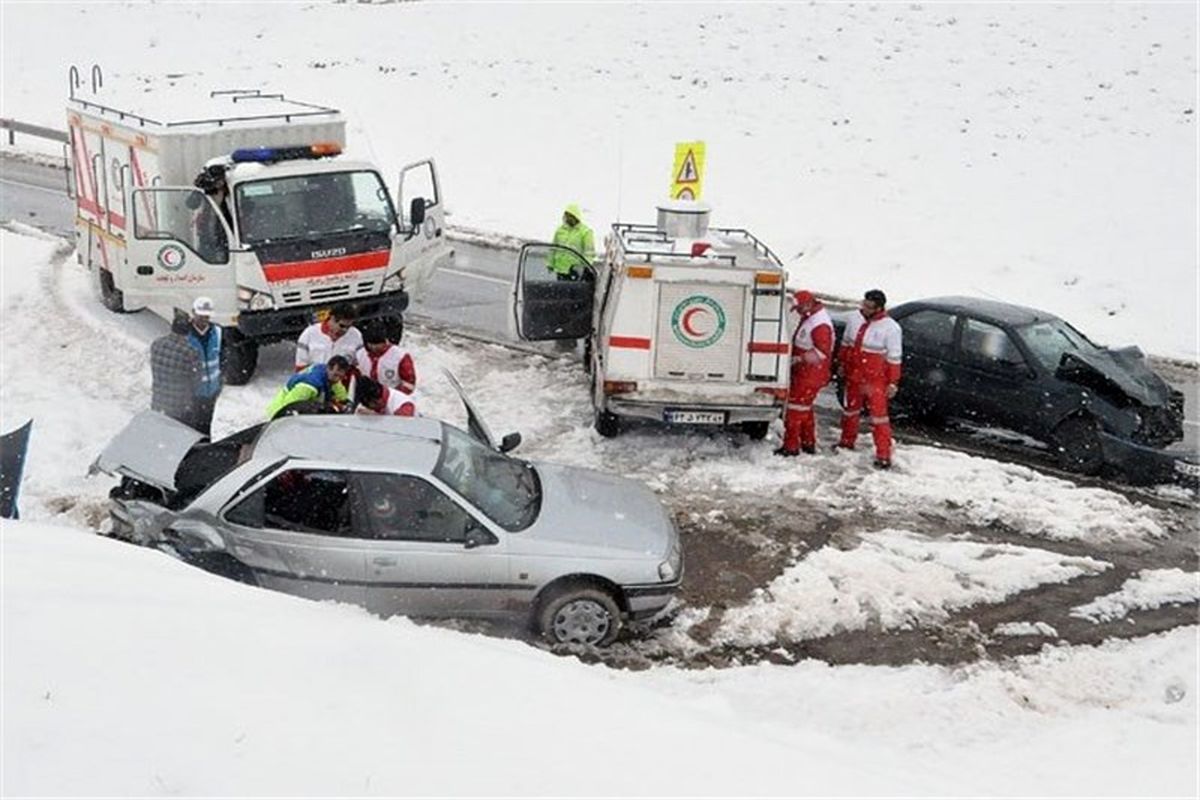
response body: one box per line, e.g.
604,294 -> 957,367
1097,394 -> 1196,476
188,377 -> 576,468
434,426 -> 540,532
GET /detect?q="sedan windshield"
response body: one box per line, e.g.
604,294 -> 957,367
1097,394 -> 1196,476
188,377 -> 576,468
1018,319 -> 1101,371
235,170 -> 395,245
433,425 -> 540,531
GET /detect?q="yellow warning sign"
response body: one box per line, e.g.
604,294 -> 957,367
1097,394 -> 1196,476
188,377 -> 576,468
669,141 -> 706,201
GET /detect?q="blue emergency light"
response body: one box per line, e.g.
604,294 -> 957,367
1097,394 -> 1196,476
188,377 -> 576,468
230,142 -> 342,164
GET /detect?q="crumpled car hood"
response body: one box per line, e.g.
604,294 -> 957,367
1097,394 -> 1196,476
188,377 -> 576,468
1057,346 -> 1172,407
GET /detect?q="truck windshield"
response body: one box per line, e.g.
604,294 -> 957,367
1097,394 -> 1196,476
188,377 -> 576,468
1018,319 -> 1101,371
433,425 -> 540,532
234,170 -> 395,245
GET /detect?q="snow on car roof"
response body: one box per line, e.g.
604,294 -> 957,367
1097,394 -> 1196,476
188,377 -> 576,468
253,414 -> 444,472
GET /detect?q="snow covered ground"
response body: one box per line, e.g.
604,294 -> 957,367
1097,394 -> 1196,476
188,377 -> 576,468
1,1 -> 1197,359
2,1 -> 1198,794
4,519 -> 1196,797
1072,568 -> 1200,623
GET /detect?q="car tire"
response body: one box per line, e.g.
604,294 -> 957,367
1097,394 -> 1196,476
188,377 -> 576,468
221,329 -> 259,386
594,407 -> 620,438
537,585 -> 622,647
97,267 -> 132,313
741,421 -> 770,441
1052,416 -> 1104,474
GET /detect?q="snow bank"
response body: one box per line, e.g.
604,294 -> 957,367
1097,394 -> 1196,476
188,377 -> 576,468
4,519 -> 1196,797
1,3 -> 1195,358
1071,568 -> 1200,623
715,530 -> 1109,647
0,225 -> 62,309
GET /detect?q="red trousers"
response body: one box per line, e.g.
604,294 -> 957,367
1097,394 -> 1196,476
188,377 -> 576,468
783,374 -> 825,451
839,379 -> 893,461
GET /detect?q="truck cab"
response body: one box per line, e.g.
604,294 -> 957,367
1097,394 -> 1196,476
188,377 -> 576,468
67,87 -> 450,383
514,201 -> 790,438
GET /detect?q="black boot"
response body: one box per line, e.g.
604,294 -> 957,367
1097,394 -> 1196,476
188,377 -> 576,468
873,458 -> 892,469
801,445 -> 817,455
773,447 -> 799,457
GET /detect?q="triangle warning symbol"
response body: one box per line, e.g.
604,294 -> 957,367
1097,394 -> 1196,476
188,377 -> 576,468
676,150 -> 699,184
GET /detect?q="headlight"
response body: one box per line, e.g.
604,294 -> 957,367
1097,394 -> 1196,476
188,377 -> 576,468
658,537 -> 682,581
237,286 -> 274,311
382,271 -> 404,292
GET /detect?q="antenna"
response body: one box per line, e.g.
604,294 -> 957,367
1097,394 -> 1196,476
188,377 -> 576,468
615,122 -> 623,222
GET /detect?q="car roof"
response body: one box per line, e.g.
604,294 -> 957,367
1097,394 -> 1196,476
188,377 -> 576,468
253,414 -> 445,473
896,296 -> 1061,327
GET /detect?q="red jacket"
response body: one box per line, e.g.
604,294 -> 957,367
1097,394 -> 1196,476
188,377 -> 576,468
791,304 -> 834,384
838,310 -> 903,384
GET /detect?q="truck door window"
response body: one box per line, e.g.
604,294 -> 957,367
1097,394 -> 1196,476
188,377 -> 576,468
132,188 -> 229,265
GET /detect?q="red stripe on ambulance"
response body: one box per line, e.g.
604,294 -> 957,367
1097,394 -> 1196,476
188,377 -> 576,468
609,336 -> 651,350
263,250 -> 390,283
748,342 -> 789,354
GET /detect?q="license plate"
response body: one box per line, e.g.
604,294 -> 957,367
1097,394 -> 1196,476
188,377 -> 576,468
664,409 -> 727,425
1174,460 -> 1200,478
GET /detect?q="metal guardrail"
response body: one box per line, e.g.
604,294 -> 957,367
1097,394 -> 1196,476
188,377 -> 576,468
1,118 -> 68,146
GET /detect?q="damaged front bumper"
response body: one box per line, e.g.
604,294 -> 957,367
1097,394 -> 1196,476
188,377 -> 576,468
1098,431 -> 1200,487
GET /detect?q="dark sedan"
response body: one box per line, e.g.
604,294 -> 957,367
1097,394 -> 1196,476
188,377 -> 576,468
886,297 -> 1193,482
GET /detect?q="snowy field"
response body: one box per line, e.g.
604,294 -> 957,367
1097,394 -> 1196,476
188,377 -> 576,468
2,1 -> 1199,795
1,1 -> 1197,360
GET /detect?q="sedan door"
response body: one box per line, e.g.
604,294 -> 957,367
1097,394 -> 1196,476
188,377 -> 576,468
942,317 -> 1039,431
350,472 -> 514,620
893,308 -> 959,416
219,467 -> 369,607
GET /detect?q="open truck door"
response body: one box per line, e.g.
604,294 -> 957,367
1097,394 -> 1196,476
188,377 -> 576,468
396,159 -> 445,294
125,187 -> 233,311
513,243 -> 595,341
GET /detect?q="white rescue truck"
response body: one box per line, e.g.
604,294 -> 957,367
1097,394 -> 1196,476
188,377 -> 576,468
514,201 -> 790,438
67,83 -> 449,383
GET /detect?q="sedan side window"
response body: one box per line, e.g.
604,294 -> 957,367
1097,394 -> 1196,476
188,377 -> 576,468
226,469 -> 351,536
961,318 -> 1028,372
899,310 -> 956,348
350,473 -> 474,543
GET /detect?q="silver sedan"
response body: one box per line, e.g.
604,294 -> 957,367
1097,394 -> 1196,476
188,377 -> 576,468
94,384 -> 682,647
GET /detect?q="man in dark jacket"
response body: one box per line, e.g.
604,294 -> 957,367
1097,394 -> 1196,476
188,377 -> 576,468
150,314 -> 203,429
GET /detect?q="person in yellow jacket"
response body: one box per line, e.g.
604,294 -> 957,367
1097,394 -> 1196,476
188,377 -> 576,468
265,356 -> 352,420
547,203 -> 595,281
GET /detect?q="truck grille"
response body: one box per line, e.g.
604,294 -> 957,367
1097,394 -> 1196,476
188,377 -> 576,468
277,281 -> 379,307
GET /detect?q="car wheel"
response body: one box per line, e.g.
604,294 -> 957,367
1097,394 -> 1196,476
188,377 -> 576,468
220,329 -> 259,386
594,407 -> 620,438
1052,416 -> 1104,474
97,267 -> 132,313
740,421 -> 769,440
537,586 -> 622,647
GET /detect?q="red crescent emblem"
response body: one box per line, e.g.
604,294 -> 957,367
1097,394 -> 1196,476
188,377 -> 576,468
682,307 -> 706,337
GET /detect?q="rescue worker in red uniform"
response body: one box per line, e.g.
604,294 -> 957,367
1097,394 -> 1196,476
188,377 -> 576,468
837,289 -> 903,468
775,290 -> 834,457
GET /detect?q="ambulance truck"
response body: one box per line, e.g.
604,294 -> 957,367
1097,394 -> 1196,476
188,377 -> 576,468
514,201 -> 790,438
67,86 -> 449,383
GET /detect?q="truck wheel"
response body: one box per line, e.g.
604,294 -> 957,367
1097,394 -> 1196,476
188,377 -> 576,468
96,267 -> 132,313
381,314 -> 404,344
1052,416 -> 1104,474
741,421 -> 770,441
536,585 -> 622,647
220,330 -> 259,386
594,407 -> 620,438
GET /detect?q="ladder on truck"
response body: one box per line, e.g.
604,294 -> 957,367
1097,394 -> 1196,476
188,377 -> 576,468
746,277 -> 785,382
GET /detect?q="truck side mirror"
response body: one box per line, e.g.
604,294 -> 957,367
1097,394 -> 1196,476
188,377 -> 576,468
409,197 -> 426,229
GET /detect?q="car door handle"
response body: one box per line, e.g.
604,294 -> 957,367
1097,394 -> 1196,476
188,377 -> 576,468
371,556 -> 398,567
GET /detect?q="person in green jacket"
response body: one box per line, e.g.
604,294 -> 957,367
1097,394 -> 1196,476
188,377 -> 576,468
265,356 -> 352,420
547,203 -> 595,281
